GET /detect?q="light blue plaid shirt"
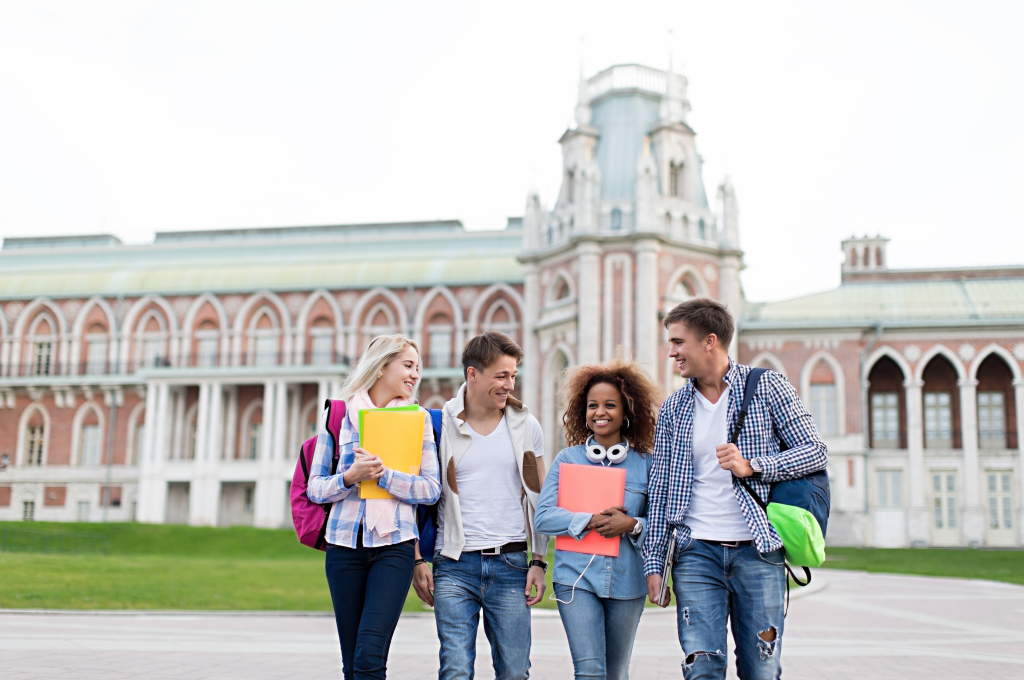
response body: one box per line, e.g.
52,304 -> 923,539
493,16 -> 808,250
306,405 -> 441,548
642,360 -> 828,576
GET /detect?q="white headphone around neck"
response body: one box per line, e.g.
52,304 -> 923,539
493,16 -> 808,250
585,436 -> 629,466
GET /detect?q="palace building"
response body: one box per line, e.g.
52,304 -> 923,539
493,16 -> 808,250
1,62 -> 1021,548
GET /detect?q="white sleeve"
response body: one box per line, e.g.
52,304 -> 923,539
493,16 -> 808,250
529,415 -> 544,459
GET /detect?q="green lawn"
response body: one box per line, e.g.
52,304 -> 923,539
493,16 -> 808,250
2,522 -> 1021,611
821,546 -> 1024,586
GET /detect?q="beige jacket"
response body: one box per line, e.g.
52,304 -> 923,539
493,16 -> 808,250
437,383 -> 549,560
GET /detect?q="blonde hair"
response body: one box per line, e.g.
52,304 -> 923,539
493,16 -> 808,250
340,334 -> 421,401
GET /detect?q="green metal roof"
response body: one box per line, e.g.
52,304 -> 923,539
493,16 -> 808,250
742,278 -> 1024,329
0,222 -> 525,298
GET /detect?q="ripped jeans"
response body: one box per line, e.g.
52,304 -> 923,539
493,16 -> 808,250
671,539 -> 786,680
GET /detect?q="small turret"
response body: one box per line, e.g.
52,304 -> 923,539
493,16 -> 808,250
841,235 -> 889,279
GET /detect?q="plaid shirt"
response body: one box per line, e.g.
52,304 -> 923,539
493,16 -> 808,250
642,360 -> 828,576
306,405 -> 441,548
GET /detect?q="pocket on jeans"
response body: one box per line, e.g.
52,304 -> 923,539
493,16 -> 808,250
501,551 -> 529,571
756,547 -> 786,567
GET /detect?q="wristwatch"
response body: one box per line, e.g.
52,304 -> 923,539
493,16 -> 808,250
630,520 -> 643,537
529,559 -> 548,571
749,458 -> 763,479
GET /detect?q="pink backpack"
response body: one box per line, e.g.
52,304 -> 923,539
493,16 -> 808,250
291,399 -> 347,550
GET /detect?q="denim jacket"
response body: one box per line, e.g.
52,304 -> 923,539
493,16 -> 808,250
535,444 -> 653,600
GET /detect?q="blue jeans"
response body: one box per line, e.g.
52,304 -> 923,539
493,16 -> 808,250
325,539 -> 415,680
432,551 -> 532,680
671,539 -> 786,680
554,584 -> 645,680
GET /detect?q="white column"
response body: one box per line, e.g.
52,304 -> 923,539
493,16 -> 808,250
189,383 -> 212,526
904,379 -> 929,545
142,382 -> 172,522
959,378 -> 984,545
521,263 -> 541,414
254,381 -> 279,528
223,386 -> 238,461
137,381 -> 161,523
268,381 -> 290,527
288,385 -> 301,453
202,383 -> 224,526
576,242 -> 601,365
1015,379 -> 1024,546
634,238 -> 660,377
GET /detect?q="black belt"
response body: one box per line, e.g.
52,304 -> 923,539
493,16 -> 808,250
464,541 -> 528,556
698,539 -> 753,548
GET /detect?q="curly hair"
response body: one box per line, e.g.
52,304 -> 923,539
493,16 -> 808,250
560,358 -> 662,454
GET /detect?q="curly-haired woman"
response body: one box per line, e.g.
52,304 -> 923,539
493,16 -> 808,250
535,358 -> 661,680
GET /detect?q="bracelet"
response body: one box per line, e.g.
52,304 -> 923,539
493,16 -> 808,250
414,558 -> 426,566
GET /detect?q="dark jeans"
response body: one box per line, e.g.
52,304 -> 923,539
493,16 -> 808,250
325,538 -> 415,680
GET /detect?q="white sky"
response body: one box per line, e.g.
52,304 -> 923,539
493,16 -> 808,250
1,1 -> 1022,302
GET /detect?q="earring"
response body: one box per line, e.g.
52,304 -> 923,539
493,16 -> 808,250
377,371 -> 383,378
624,418 -> 630,429
585,422 -> 592,431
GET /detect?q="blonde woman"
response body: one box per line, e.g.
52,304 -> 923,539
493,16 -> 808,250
307,334 -> 441,680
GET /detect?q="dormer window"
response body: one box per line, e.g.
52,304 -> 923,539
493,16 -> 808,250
610,208 -> 622,230
698,218 -> 706,240
565,170 -> 574,203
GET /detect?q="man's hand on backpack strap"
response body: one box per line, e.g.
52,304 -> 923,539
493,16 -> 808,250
716,443 -> 753,478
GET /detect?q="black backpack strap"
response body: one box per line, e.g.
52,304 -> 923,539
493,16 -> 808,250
731,368 -> 770,512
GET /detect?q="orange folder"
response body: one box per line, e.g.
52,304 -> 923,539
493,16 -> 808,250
555,463 -> 627,557
359,409 -> 426,500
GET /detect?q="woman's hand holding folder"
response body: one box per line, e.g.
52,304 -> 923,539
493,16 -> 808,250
587,506 -> 638,538
342,447 -> 385,487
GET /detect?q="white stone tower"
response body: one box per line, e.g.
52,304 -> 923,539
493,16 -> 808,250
519,63 -> 744,460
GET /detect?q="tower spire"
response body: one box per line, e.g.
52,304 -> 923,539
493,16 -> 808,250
574,36 -> 591,127
660,29 -> 684,123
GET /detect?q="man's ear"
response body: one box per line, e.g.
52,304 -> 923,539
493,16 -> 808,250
466,366 -> 477,383
705,333 -> 718,353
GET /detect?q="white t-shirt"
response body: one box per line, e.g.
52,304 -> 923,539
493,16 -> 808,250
438,414 -> 545,551
683,384 -> 754,541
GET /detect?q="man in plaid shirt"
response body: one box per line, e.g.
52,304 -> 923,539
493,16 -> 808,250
643,298 -> 827,679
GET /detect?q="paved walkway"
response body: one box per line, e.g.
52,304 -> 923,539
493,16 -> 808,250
2,570 -> 1023,679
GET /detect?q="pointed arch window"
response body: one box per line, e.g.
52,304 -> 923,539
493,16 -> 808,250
309,316 -> 335,366
28,315 -> 57,376
86,323 -> 109,375
26,425 -> 45,466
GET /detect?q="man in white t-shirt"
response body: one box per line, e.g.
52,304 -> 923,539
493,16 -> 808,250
643,298 -> 827,680
411,331 -> 548,680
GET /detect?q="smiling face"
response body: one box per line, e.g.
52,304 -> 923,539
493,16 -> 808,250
466,354 -> 518,412
666,321 -> 717,379
377,345 -> 420,400
586,381 -> 625,444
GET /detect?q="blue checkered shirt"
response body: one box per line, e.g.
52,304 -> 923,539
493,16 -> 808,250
306,405 -> 441,548
642,360 -> 828,576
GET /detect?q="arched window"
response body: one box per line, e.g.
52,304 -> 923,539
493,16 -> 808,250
610,207 -> 622,230
698,218 -> 707,240
922,355 -> 960,449
669,162 -> 682,197
483,299 -> 519,343
361,302 -> 398,353
309,316 -> 335,365
875,247 -> 884,267
564,170 -> 574,204
547,222 -> 554,244
238,398 -> 264,461
85,322 -> 108,375
550,277 -> 571,304
850,248 -> 858,267
426,313 -> 454,368
664,212 -> 672,233
249,308 -> 280,367
976,354 -> 1016,450
196,319 -> 219,368
808,360 -> 838,437
78,407 -> 102,466
868,356 -> 905,449
24,409 -> 46,466
28,314 -> 57,376
863,247 -> 870,268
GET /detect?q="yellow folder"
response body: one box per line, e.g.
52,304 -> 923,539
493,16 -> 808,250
359,409 -> 427,500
